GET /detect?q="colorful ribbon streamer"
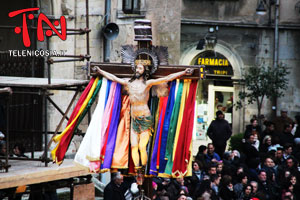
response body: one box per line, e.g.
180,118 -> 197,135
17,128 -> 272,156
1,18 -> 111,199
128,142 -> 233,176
51,77 -> 100,164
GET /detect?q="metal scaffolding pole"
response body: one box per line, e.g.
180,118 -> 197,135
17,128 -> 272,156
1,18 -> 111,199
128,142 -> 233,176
5,92 -> 11,172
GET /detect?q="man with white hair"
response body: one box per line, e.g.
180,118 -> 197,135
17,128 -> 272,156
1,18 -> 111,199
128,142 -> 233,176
250,181 -> 258,196
104,172 -> 125,200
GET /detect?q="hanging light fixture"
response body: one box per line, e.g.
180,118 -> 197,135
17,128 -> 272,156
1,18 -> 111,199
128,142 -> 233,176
256,0 -> 267,15
196,26 -> 218,51
204,33 -> 217,50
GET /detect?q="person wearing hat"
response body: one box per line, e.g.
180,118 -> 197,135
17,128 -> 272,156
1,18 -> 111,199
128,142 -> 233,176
207,111 -> 232,159
273,110 -> 293,134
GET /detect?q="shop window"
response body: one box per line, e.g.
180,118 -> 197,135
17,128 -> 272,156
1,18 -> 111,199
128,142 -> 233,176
123,0 -> 140,14
194,80 -> 209,140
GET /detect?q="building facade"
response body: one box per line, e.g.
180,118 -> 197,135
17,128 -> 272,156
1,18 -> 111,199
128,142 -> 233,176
2,0 -> 300,154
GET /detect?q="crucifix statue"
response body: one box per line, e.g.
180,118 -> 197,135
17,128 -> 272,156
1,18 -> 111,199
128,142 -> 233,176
94,63 -> 194,169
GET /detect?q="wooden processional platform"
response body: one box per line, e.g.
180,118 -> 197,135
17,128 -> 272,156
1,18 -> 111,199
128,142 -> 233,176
0,159 -> 90,189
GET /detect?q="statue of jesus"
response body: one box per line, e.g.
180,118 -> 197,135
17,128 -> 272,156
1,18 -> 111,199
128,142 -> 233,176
95,64 -> 194,169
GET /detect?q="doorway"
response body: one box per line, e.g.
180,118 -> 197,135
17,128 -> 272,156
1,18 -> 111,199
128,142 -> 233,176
208,85 -> 234,126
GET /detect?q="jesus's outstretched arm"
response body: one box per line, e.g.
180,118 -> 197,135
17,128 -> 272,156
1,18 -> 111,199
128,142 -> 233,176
94,66 -> 128,86
146,68 -> 194,87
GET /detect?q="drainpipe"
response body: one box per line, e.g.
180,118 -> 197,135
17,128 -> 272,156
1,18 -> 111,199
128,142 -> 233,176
103,0 -> 111,62
274,0 -> 279,69
273,0 -> 280,116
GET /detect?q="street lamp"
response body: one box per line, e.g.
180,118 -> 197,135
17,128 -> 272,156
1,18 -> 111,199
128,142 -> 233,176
256,0 -> 267,15
256,0 -> 279,68
196,27 -> 218,50
204,34 -> 217,50
256,0 -> 276,24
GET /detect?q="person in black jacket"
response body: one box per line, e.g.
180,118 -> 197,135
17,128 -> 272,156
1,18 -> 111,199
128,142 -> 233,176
207,111 -> 232,159
279,123 -> 294,147
244,118 -> 262,140
242,133 -> 260,167
256,170 -> 276,200
261,121 -> 276,142
166,178 -> 184,200
219,175 -> 237,200
184,160 -> 205,196
259,135 -> 272,154
195,145 -> 207,169
104,172 -> 125,200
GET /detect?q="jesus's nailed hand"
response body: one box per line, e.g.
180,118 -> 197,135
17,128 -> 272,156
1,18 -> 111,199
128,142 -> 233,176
185,68 -> 194,75
92,66 -> 101,74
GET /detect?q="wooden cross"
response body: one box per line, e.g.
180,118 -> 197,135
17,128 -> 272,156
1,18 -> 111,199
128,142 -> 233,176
91,20 -> 206,80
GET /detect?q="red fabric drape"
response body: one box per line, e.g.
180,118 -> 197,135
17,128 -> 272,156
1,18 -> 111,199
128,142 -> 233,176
172,80 -> 198,177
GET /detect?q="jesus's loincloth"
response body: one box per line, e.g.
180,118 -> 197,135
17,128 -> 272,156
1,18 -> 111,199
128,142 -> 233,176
132,116 -> 153,133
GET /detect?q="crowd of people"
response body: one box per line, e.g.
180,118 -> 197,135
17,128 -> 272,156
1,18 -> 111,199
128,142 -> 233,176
104,110 -> 300,200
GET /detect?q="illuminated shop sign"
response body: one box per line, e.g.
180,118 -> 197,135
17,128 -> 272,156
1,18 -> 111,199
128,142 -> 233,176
194,51 -> 233,76
198,58 -> 229,67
